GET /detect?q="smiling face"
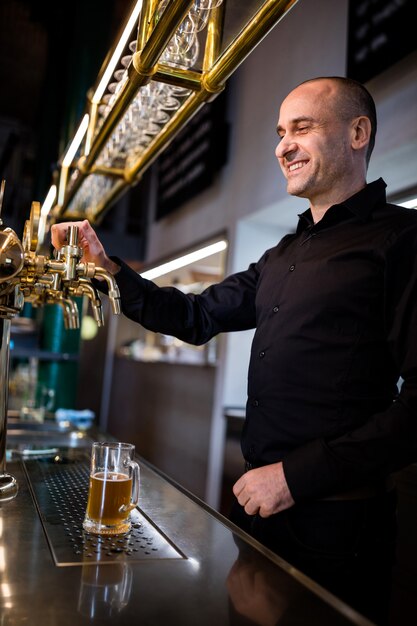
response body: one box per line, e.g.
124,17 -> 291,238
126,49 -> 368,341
275,78 -> 369,218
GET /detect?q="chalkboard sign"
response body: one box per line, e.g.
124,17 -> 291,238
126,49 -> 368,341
155,91 -> 229,220
347,0 -> 416,83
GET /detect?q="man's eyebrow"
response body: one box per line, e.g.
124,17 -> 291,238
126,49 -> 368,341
276,116 -> 315,134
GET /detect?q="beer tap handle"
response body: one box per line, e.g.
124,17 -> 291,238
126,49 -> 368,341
60,225 -> 82,281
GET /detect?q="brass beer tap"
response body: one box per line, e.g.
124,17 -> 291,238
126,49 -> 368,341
0,181 -> 121,500
18,206 -> 121,326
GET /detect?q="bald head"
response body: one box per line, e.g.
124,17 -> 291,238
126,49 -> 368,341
295,77 -> 377,164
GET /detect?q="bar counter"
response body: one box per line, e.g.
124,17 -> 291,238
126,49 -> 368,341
0,434 -> 374,625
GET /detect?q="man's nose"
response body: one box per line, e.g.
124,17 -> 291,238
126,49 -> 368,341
275,140 -> 287,159
275,137 -> 295,160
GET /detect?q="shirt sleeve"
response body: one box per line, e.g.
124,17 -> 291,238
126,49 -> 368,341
283,221 -> 417,501
97,255 -> 262,345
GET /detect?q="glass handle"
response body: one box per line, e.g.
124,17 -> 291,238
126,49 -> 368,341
129,460 -> 140,509
118,460 -> 140,513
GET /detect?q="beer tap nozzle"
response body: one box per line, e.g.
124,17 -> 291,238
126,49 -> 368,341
90,267 -> 121,315
71,279 -> 104,327
54,296 -> 79,330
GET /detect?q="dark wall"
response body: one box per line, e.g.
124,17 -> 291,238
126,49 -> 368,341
0,0 -> 127,234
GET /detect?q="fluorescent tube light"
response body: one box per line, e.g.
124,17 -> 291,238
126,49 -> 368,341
57,167 -> 68,206
62,114 -> 90,167
41,185 -> 57,216
141,240 -> 228,280
92,0 -> 143,105
38,185 -> 57,244
398,198 -> 417,209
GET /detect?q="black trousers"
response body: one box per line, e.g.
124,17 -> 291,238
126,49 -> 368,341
229,489 -> 398,626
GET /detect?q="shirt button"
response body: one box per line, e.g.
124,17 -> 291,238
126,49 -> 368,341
259,351 -> 265,358
273,306 -> 279,313
253,399 -> 259,407
289,264 -> 295,271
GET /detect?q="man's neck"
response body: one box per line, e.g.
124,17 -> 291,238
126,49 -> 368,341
309,180 -> 367,223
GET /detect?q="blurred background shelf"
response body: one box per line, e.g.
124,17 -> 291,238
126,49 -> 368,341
10,348 -> 79,361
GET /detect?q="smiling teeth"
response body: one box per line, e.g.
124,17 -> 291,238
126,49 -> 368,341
289,162 -> 305,172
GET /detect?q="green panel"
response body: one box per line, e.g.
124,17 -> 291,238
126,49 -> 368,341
39,299 -> 82,409
41,299 -> 82,353
37,360 -> 79,410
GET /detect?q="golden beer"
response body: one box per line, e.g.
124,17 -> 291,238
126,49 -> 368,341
86,471 -> 133,526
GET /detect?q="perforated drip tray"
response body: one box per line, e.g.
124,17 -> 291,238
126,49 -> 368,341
23,456 -> 186,566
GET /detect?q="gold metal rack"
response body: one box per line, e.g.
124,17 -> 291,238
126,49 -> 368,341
51,0 -> 299,225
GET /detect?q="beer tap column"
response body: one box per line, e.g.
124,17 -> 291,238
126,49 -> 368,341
0,180 -> 24,500
0,194 -> 122,501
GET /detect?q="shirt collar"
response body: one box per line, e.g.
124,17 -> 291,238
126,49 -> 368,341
296,178 -> 388,233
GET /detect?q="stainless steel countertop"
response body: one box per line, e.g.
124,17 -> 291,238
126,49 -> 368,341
0,443 -> 374,625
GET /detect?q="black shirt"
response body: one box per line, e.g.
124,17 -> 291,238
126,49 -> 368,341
112,178 -> 417,501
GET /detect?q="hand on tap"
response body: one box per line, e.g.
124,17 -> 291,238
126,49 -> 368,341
51,220 -> 120,276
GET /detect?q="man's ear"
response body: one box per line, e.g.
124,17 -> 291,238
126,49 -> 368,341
351,115 -> 371,151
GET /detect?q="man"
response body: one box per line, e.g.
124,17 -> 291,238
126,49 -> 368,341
52,77 -> 417,624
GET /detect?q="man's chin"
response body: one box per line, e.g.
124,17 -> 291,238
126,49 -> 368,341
286,182 -> 307,198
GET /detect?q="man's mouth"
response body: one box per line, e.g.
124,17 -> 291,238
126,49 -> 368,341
288,161 -> 307,173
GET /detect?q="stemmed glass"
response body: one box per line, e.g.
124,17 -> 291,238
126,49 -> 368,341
94,0 -> 225,170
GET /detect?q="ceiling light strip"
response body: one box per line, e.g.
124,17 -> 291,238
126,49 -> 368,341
62,114 -> 90,167
92,0 -> 144,105
141,240 -> 228,280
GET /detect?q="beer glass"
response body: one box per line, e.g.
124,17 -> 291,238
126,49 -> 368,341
83,442 -> 140,535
